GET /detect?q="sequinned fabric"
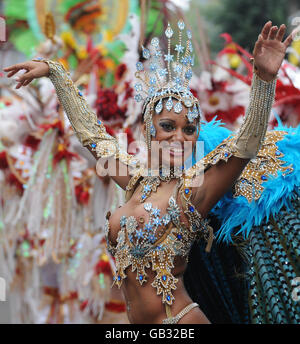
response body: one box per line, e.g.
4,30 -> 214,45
232,70 -> 277,159
247,193 -> 300,323
37,57 -> 283,308
105,180 -> 211,305
32,58 -> 140,169
105,129 -> 289,306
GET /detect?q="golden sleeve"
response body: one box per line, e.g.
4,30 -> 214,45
231,68 -> 277,159
32,58 -> 139,168
184,68 -> 277,182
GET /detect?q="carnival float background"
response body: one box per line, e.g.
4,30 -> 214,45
0,0 -> 300,323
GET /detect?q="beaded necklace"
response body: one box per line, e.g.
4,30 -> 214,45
139,166 -> 184,202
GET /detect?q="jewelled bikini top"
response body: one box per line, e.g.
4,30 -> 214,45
105,175 -> 212,305
104,130 -> 289,306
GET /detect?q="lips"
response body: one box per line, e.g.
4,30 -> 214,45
169,143 -> 184,157
169,147 -> 184,157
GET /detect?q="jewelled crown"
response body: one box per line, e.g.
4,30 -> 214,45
134,20 -> 203,128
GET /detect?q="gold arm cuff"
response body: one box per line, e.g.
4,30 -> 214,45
231,66 -> 277,159
32,58 -> 139,168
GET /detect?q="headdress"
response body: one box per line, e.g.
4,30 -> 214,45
134,20 -> 203,150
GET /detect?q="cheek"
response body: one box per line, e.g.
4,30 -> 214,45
184,140 -> 196,154
184,131 -> 197,143
188,126 -> 200,145
152,125 -> 171,140
184,135 -> 198,153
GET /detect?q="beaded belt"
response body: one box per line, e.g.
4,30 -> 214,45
162,302 -> 199,324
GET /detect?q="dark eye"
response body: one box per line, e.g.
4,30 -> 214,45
159,122 -> 175,132
184,126 -> 196,135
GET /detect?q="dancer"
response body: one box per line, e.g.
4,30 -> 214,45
4,20 -> 294,324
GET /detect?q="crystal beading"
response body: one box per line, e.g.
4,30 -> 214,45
232,68 -> 277,159
134,20 -> 203,151
33,58 -> 140,169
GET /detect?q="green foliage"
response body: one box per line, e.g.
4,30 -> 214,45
146,7 -> 164,37
4,0 -> 28,20
106,41 -> 127,68
58,0 -> 84,14
187,0 -> 289,56
185,0 -> 225,60
9,28 -> 39,57
143,0 -> 166,38
206,0 -> 288,52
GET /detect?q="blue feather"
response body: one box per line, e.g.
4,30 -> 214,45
203,121 -> 300,243
198,116 -> 232,156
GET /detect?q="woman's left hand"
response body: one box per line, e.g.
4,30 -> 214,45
253,21 -> 295,81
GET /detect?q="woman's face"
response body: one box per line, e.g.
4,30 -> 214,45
143,103 -> 199,169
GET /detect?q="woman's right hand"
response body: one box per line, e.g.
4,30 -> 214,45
3,60 -> 50,89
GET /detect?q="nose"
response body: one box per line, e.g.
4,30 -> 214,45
171,127 -> 185,144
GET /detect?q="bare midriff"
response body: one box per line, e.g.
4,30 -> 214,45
120,259 -> 210,324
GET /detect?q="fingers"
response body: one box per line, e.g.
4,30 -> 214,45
15,71 -> 35,88
283,32 -> 294,48
4,62 -> 35,88
261,21 -> 288,41
15,78 -> 33,89
17,71 -> 34,83
275,24 -> 286,41
261,21 -> 272,40
15,80 -> 26,89
253,34 -> 264,55
268,25 -> 278,40
3,63 -> 27,73
284,26 -> 300,47
22,78 -> 33,87
260,21 -> 295,48
6,70 -> 19,78
3,64 -> 18,72
3,63 -> 30,80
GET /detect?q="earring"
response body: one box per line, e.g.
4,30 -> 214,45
150,122 -> 156,137
145,116 -> 152,151
144,104 -> 155,151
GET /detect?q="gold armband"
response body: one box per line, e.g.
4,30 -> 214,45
231,67 -> 277,159
32,58 -> 139,168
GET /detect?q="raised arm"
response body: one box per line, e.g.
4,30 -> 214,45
3,59 -> 140,189
191,21 -> 294,217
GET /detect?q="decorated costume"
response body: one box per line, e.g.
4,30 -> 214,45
181,117 -> 300,324
30,19 -> 282,324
